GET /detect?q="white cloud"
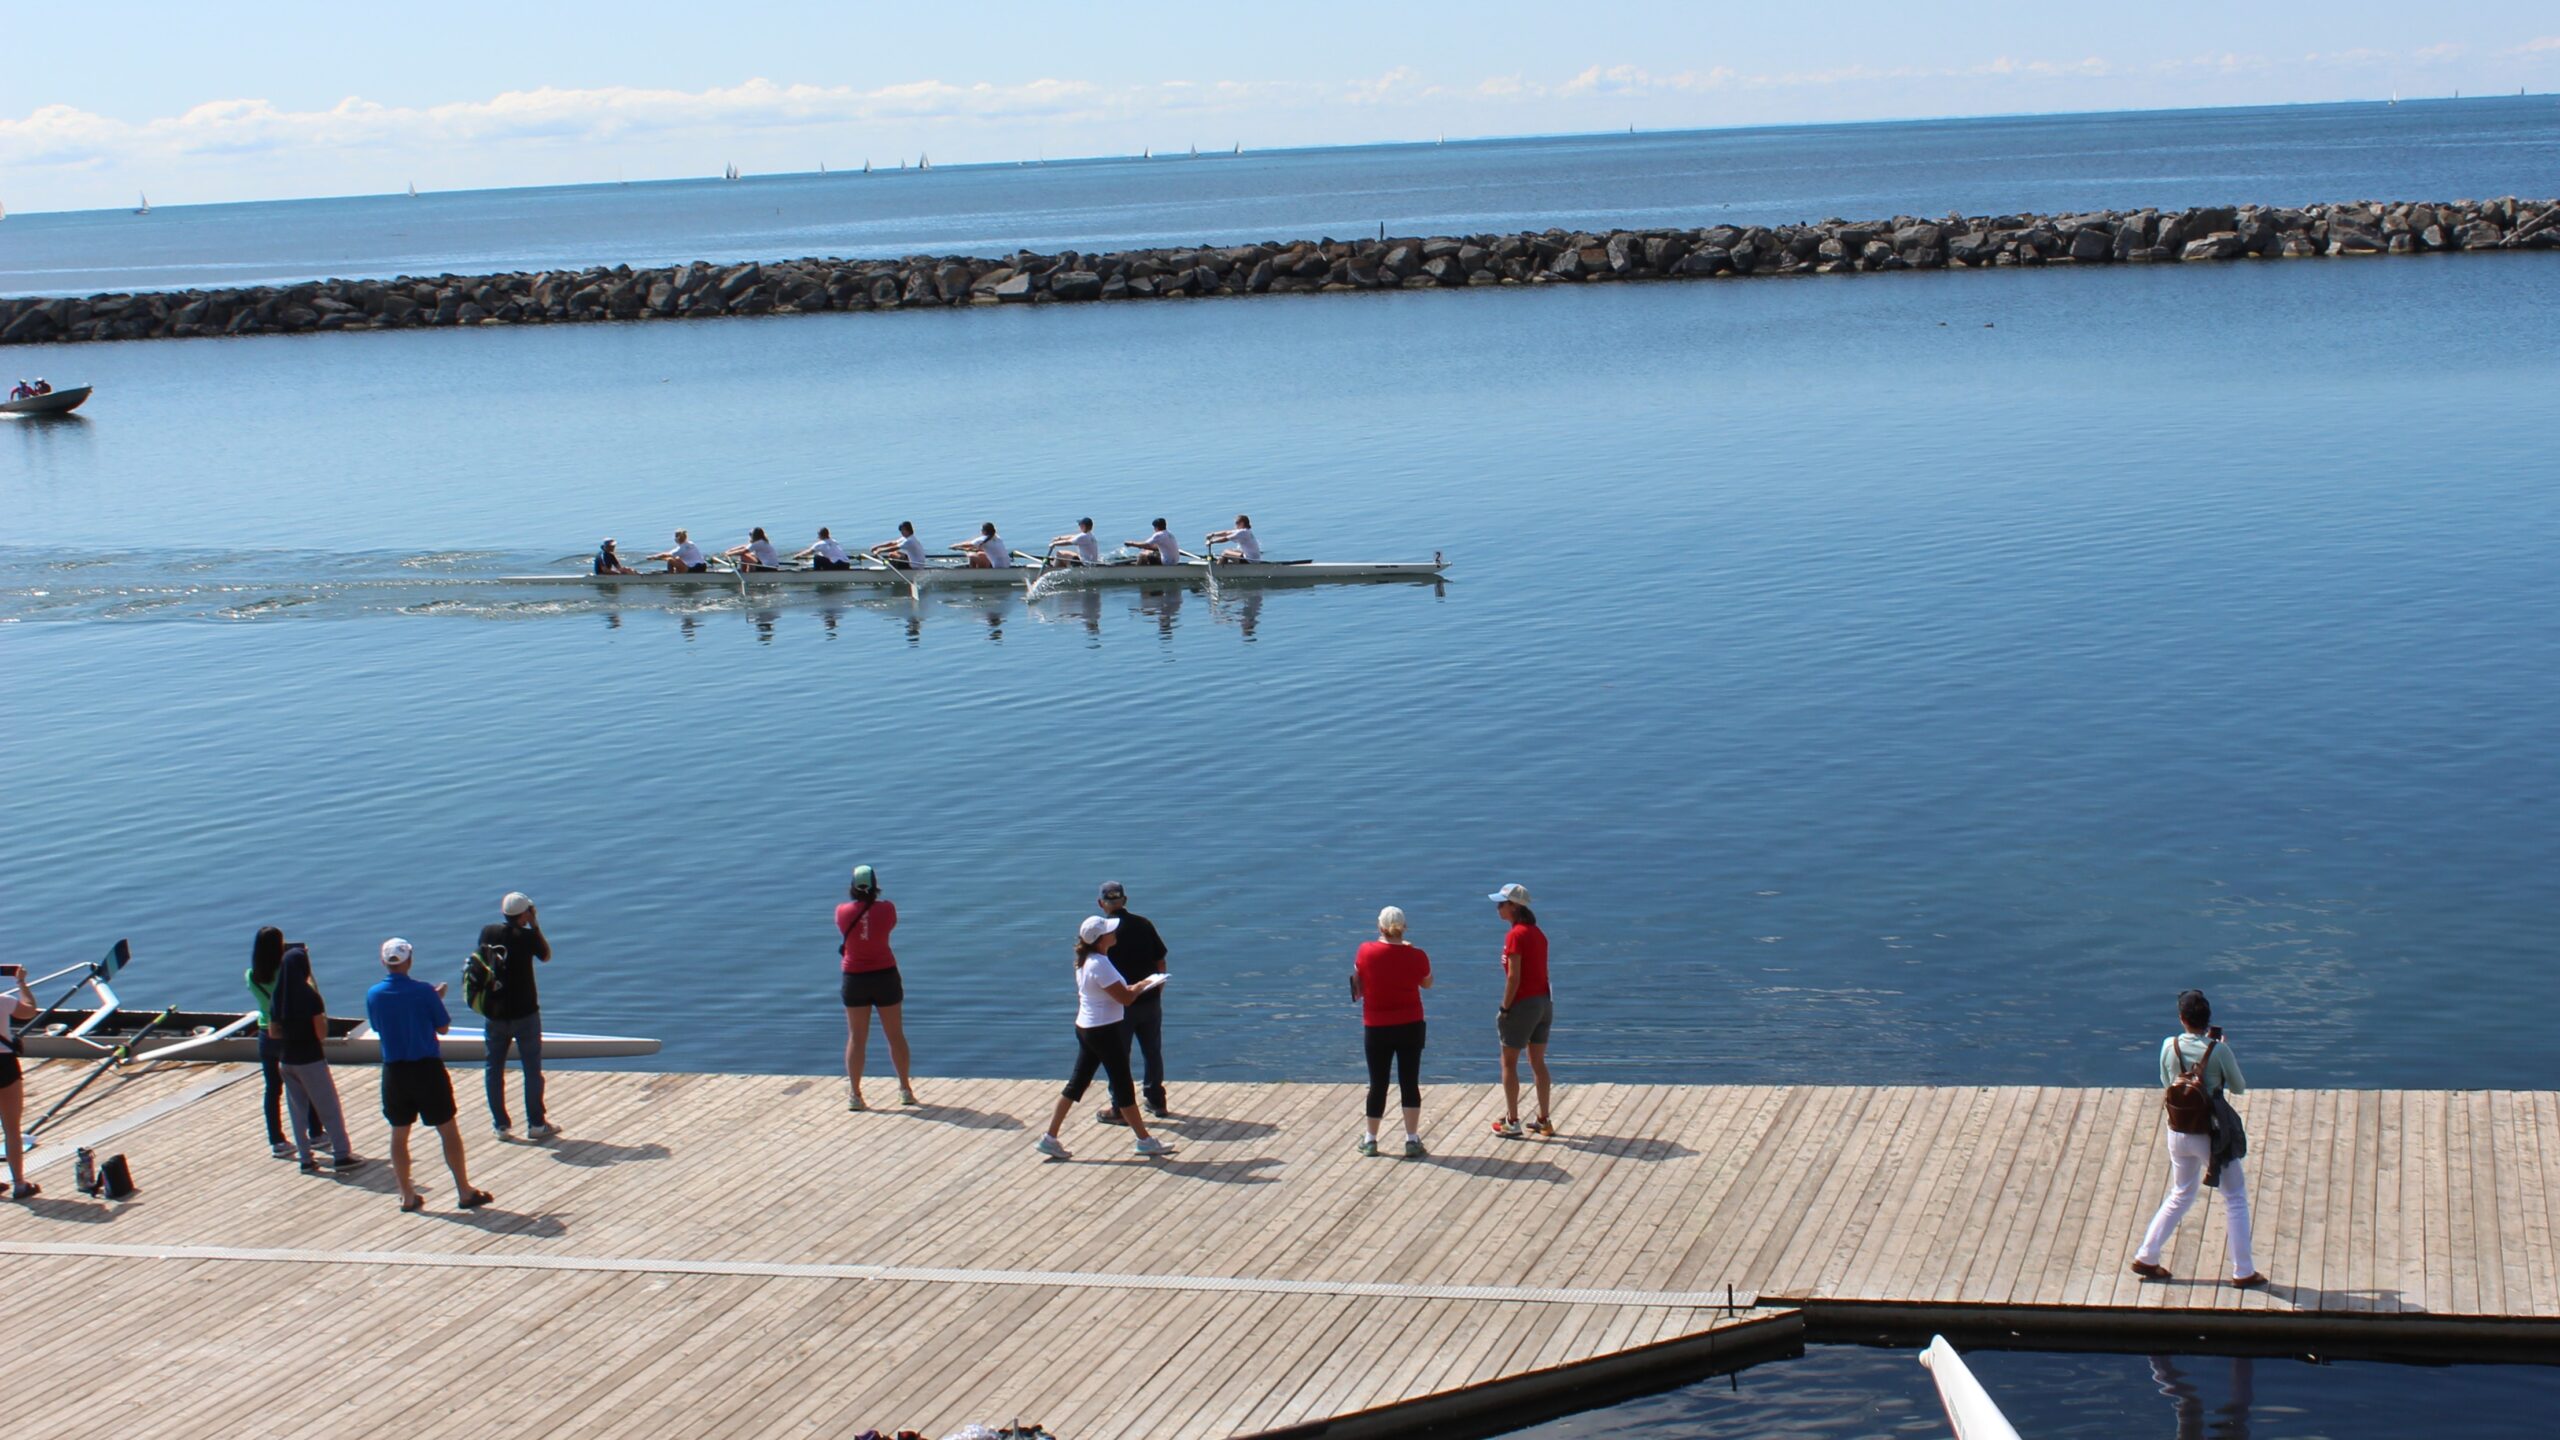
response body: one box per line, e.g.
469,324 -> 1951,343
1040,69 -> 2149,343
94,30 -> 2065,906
2514,36 -> 2560,54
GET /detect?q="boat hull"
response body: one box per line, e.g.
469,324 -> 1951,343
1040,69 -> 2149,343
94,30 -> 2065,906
505,559 -> 1446,590
15,1009 -> 659,1064
0,385 -> 91,416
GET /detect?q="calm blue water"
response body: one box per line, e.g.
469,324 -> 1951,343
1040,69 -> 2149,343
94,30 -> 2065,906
4,97 -> 2557,296
5,103 -> 2559,1437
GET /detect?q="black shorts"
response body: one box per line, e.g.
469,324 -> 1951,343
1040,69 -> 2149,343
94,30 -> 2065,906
0,1052 -> 20,1088
813,556 -> 852,571
840,967 -> 905,1008
380,1058 -> 457,1128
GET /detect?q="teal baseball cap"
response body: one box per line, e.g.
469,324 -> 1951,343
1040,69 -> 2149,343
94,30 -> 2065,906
851,865 -> 879,894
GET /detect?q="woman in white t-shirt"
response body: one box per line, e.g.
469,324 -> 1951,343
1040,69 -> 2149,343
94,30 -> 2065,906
1207,515 -> 1260,563
725,527 -> 782,571
1038,916 -> 1174,1160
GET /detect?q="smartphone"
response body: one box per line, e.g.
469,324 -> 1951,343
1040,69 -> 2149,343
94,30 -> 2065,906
2208,1025 -> 2225,1041
0,964 -> 22,977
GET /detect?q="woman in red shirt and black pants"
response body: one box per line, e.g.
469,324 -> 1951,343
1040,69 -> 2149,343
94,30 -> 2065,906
1351,906 -> 1433,1158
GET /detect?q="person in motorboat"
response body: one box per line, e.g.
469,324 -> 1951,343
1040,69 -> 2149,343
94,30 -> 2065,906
1207,515 -> 1261,564
31,380 -> 48,396
5,381 -> 30,401
593,538 -> 638,576
1125,518 -> 1180,566
648,530 -> 709,573
1046,518 -> 1103,567
724,527 -> 783,572
869,521 -> 926,569
954,523 -> 1013,570
797,527 -> 853,571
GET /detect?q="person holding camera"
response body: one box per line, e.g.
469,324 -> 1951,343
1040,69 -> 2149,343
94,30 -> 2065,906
2130,989 -> 2265,1288
476,891 -> 553,1140
3,962 -> 38,1199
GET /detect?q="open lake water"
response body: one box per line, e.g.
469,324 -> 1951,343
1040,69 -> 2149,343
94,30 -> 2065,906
5,99 -> 2558,1435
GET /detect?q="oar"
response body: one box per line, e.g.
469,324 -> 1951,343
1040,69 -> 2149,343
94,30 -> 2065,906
861,550 -> 923,601
29,1005 -> 175,1137
1180,548 -> 1225,601
22,939 -> 128,1038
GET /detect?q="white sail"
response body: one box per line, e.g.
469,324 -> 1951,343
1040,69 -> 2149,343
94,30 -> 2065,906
407,180 -> 417,197
135,192 -> 150,214
919,152 -> 930,170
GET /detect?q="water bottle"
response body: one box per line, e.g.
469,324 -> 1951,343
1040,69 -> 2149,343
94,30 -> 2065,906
75,1146 -> 97,1196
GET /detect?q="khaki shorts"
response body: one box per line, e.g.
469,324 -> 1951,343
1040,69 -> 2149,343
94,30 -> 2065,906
1498,996 -> 1553,1050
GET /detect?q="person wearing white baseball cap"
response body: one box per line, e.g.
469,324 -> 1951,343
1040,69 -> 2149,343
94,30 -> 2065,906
366,937 -> 491,1212
474,891 -> 555,1140
1487,883 -> 1555,1140
1037,915 -> 1173,1161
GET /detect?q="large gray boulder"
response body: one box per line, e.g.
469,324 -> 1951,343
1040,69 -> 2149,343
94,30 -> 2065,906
2180,233 -> 2245,261
1050,270 -> 1104,301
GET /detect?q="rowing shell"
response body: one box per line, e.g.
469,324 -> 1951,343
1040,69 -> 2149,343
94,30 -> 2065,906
14,1008 -> 661,1065
504,558 -> 1448,589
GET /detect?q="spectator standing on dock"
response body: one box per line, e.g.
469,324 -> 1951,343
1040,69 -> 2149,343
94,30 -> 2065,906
3,962 -> 38,1199
2130,989 -> 2264,1288
1487,883 -> 1555,1139
1351,906 -> 1432,1157
248,925 -> 322,1158
838,864 -> 917,1111
1096,881 -> 1170,1119
272,944 -> 361,1172
367,939 -> 491,1212
1037,916 -> 1174,1161
476,891 -> 554,1140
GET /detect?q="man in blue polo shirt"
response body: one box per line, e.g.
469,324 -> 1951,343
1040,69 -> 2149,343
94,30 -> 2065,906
366,938 -> 492,1213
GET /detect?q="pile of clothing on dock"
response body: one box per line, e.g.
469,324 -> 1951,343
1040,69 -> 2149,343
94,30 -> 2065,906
852,1426 -> 1057,1440
855,1414 -> 1054,1424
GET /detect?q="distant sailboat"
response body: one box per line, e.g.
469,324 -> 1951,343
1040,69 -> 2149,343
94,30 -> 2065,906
863,159 -> 872,174
1232,142 -> 1241,156
918,152 -> 930,171
723,163 -> 740,181
134,192 -> 151,215
2389,91 -> 2398,106
1188,142 -> 1198,158
1142,146 -> 1151,160
819,161 -> 828,173
407,180 -> 418,198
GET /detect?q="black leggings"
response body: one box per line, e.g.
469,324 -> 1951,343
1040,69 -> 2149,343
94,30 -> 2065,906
1063,1020 -> 1137,1111
1364,1021 -> 1426,1119
260,1032 -> 322,1146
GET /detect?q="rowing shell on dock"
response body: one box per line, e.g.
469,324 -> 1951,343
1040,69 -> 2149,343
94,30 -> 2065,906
14,1008 -> 662,1064
506,557 -> 1448,589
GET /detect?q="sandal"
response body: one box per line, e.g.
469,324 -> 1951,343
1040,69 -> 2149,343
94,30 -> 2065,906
9,1182 -> 38,1201
458,1188 -> 494,1210
399,1192 -> 427,1213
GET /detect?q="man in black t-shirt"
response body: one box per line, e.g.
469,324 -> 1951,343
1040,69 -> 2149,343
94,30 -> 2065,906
1097,881 -> 1170,1119
475,891 -> 554,1139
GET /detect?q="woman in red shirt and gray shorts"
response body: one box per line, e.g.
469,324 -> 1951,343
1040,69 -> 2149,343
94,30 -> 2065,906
838,864 -> 917,1111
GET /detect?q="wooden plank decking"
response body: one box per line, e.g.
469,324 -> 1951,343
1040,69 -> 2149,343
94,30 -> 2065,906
2,1063 -> 2553,1438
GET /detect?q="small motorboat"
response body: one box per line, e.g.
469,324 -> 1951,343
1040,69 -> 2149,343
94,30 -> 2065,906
0,384 -> 91,417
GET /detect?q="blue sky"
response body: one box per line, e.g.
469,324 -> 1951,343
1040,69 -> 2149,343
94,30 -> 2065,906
3,3 -> 2555,212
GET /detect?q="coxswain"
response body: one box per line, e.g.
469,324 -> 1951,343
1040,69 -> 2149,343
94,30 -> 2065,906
1207,515 -> 1260,563
724,527 -> 783,572
869,521 -> 926,569
954,523 -> 1013,570
1125,518 -> 1179,566
648,529 -> 709,574
1046,518 -> 1102,567
593,538 -> 638,576
798,527 -> 853,571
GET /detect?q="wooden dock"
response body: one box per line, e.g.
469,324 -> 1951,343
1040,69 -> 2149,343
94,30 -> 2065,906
2,1064 -> 2554,1438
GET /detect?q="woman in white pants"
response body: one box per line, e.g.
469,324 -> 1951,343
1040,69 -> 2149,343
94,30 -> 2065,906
2130,989 -> 2263,1288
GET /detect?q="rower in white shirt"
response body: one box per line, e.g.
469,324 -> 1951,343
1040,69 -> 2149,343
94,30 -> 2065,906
648,529 -> 709,573
723,527 -> 783,572
1124,518 -> 1180,566
1207,515 -> 1261,563
869,522 -> 926,569
954,523 -> 1013,570
797,527 -> 853,571
1046,518 -> 1103,567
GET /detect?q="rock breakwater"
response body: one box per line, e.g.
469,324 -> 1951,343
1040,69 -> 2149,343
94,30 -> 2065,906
6,196 -> 2554,347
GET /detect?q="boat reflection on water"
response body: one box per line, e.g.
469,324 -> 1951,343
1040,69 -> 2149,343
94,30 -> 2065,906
587,578 -> 1405,645
2150,1355 -> 2253,1440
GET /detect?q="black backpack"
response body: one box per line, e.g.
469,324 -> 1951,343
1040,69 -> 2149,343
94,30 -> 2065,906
462,942 -> 507,1017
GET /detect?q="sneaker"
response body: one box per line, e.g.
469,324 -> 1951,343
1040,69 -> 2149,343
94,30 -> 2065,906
526,1123 -> 557,1140
900,1086 -> 920,1107
333,1156 -> 367,1172
1035,1134 -> 1071,1161
298,1159 -> 320,1173
1527,1118 -> 1554,1137
1146,1098 -> 1170,1119
847,1089 -> 868,1112
1357,1136 -> 1379,1157
1490,1118 -> 1524,1140
1095,1108 -> 1126,1126
1134,1136 -> 1175,1158
492,1123 -> 513,1140
269,1141 -> 295,1158
1403,1138 -> 1428,1159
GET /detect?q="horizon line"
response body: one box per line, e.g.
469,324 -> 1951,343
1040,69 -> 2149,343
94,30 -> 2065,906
7,90 -> 2547,220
